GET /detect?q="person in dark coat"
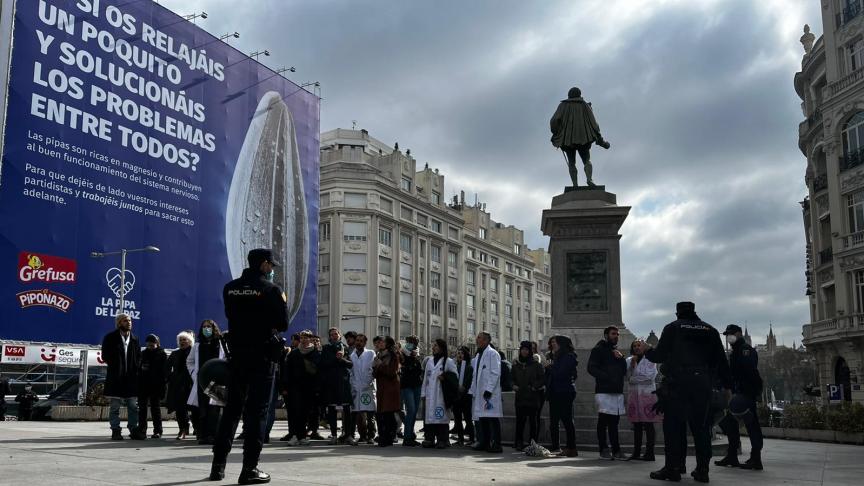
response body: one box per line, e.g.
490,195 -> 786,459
587,326 -> 628,460
546,335 -> 578,456
549,86 -> 611,187
716,324 -> 764,470
499,350 -> 513,392
319,327 -> 354,445
399,335 -> 423,447
511,341 -> 545,450
452,346 -> 475,445
166,331 -> 195,439
15,383 -> 38,421
0,377 -> 11,421
101,313 -> 144,440
282,330 -> 320,445
138,334 -> 168,438
373,336 -> 401,447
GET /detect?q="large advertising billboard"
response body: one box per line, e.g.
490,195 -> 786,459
0,0 -> 319,344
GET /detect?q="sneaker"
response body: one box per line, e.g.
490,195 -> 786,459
299,438 -> 311,446
151,433 -> 162,439
209,462 -> 226,481
548,448 -> 563,455
600,450 -> 612,460
286,437 -> 300,446
238,467 -> 270,485
347,438 -> 359,446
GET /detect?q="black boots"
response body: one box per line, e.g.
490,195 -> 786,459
715,452 -> 740,467
111,429 -> 123,440
690,468 -> 709,483
238,468 -> 271,484
649,466 -> 682,482
739,452 -> 763,470
209,463 -> 225,481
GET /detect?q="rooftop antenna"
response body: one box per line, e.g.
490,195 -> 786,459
352,120 -> 357,130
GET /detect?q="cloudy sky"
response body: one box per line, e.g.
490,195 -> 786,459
163,0 -> 821,345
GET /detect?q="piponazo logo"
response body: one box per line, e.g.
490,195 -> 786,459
17,289 -> 73,312
18,252 -> 77,284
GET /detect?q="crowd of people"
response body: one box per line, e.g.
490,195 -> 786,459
90,248 -> 763,485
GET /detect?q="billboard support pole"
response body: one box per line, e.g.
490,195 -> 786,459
77,349 -> 88,404
120,249 -> 126,313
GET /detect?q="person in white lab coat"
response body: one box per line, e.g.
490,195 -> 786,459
349,334 -> 377,444
469,332 -> 503,453
625,339 -> 661,461
186,320 -> 227,445
421,339 -> 458,449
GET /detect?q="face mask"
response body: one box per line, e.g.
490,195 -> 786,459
202,328 -> 213,338
404,343 -> 416,352
266,270 -> 275,282
726,335 -> 737,345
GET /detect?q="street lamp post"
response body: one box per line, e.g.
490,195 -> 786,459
90,246 -> 160,315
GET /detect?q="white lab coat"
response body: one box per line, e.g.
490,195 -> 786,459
186,342 -> 226,407
350,348 -> 377,412
421,356 -> 457,424
469,346 -> 503,418
626,356 -> 658,393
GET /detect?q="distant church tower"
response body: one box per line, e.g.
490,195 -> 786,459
767,322 -> 777,355
646,330 -> 659,348
744,325 -> 752,346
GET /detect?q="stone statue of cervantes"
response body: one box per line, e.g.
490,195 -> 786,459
550,87 -> 611,187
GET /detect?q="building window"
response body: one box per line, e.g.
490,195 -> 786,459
399,320 -> 412,338
417,213 -> 428,227
343,253 -> 367,272
321,192 -> 330,207
378,257 -> 392,276
431,298 -> 441,316
505,304 -> 512,318
400,262 -> 412,283
380,197 -> 393,213
448,302 -> 458,319
419,268 -> 425,285
343,221 -> 367,241
467,270 -> 476,286
848,190 -> 864,234
431,245 -> 441,263
378,286 -> 392,308
849,39 -> 864,74
843,112 -> 864,162
379,227 -> 392,247
400,234 -> 412,254
448,226 -> 459,240
401,176 -> 412,192
505,281 -> 512,297
506,262 -> 514,273
544,264 -> 550,275
344,192 -> 366,208
431,220 -> 442,233
430,271 -> 442,289
467,319 -> 476,335
448,250 -> 458,268
378,317 -> 392,337
319,253 -> 330,273
514,243 -> 521,255
432,191 -> 440,204
401,205 -> 413,221
524,288 -> 531,301
419,240 -> 426,258
342,284 -> 367,304
490,277 -> 498,292
467,294 -> 476,309
490,301 -> 498,314
400,292 -> 413,313
479,227 -> 487,239
319,285 -> 329,304
490,256 -> 498,267
320,221 -> 331,241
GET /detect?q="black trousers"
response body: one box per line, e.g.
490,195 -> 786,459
633,422 -> 656,456
327,404 -> 352,438
174,403 -> 191,432
137,390 -> 163,434
515,405 -> 539,446
423,423 -> 449,445
287,390 -> 313,440
548,392 -> 576,450
663,372 -> 713,471
349,411 -> 376,440
196,389 -> 221,440
452,396 -> 474,442
718,396 -> 763,455
376,412 -> 397,445
212,356 -> 274,469
478,417 -> 501,448
597,413 -> 621,452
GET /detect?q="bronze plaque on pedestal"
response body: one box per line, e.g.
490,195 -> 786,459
566,251 -> 608,312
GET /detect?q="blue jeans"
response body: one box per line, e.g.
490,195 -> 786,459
109,397 -> 139,432
400,386 -> 421,440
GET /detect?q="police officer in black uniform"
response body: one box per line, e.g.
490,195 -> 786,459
210,249 -> 288,484
645,302 -> 732,483
715,324 -> 764,471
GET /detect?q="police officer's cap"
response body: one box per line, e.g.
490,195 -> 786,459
722,324 -> 743,335
247,248 -> 280,267
675,301 -> 695,314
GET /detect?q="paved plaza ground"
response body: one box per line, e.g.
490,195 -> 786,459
0,421 -> 861,485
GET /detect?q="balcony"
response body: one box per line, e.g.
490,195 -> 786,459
844,230 -> 864,249
827,67 -> 864,99
812,174 -> 828,192
841,146 -> 864,172
803,313 -> 864,344
819,247 -> 833,265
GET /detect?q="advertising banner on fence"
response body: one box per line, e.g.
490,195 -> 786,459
1,343 -> 106,366
0,0 -> 319,344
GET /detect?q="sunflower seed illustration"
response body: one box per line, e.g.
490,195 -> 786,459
226,91 -> 308,320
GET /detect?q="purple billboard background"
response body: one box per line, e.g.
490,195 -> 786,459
0,0 -> 319,344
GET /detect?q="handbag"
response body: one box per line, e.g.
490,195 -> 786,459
440,359 -> 460,409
